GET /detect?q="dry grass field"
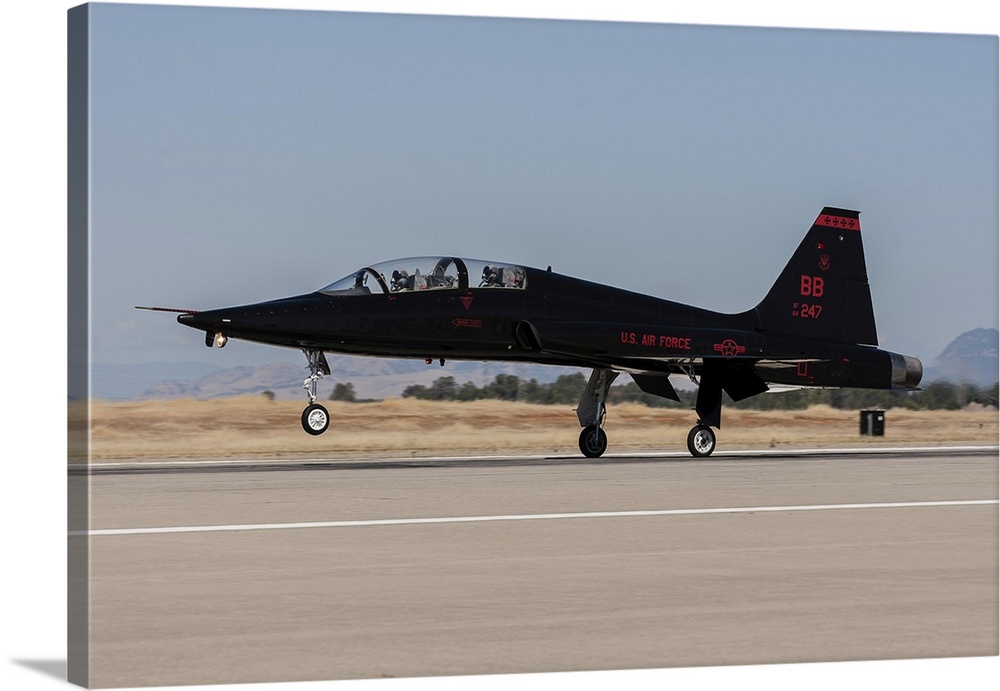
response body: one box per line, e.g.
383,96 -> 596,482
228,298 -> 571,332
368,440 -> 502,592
74,397 -> 999,463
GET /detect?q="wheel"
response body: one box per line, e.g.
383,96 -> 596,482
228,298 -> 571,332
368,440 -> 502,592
578,425 -> 608,458
301,403 -> 330,435
686,425 -> 716,457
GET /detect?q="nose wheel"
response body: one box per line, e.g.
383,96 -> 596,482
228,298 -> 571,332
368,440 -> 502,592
302,403 -> 330,435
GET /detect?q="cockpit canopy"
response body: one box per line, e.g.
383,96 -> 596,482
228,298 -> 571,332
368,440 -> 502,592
319,257 -> 527,296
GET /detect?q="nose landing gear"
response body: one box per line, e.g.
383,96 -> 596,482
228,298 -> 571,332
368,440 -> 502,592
300,349 -> 332,435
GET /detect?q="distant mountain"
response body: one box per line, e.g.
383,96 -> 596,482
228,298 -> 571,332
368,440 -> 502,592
92,361 -> 225,401
926,328 -> 999,387
144,363 -> 306,399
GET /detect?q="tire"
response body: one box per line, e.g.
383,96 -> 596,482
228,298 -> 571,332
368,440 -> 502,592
578,425 -> 608,458
301,403 -> 330,436
686,425 -> 716,457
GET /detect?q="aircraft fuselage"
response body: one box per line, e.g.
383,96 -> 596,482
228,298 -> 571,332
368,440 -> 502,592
178,262 -> 919,392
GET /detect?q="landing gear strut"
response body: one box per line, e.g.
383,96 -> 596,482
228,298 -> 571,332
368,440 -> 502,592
300,349 -> 331,435
687,361 -> 728,458
576,368 -> 619,458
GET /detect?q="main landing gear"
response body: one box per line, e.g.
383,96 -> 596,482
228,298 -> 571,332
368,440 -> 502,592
576,367 -> 721,458
300,349 -> 331,436
576,368 -> 618,458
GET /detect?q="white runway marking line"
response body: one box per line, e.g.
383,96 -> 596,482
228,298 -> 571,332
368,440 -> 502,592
73,499 -> 999,537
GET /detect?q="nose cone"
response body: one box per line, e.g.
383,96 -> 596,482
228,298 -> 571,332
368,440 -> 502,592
176,310 -> 221,332
174,293 -> 333,348
176,311 -> 197,326
175,303 -> 263,336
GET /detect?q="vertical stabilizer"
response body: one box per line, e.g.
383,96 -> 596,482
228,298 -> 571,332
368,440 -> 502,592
753,207 -> 878,346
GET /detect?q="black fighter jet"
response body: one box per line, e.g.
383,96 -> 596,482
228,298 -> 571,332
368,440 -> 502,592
142,207 -> 922,458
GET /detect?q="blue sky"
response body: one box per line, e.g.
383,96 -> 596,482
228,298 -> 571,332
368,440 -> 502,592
83,3 -> 997,377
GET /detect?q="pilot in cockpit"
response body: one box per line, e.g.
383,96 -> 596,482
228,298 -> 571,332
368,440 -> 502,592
391,269 -> 413,292
481,265 -> 503,287
353,271 -> 371,294
481,264 -> 526,288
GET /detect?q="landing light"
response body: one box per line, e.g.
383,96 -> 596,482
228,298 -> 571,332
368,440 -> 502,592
215,333 -> 228,348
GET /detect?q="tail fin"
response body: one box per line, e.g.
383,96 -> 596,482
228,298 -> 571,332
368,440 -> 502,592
753,207 -> 878,346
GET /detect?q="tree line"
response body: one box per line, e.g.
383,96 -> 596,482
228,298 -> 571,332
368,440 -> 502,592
324,373 -> 999,411
399,373 -> 589,405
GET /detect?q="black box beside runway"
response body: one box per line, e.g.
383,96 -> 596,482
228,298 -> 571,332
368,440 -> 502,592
860,409 -> 886,436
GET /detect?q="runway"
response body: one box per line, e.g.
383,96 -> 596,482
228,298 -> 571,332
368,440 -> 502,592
76,448 -> 998,688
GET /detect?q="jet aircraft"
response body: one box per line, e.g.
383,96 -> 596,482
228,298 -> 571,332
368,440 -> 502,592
141,207 -> 923,458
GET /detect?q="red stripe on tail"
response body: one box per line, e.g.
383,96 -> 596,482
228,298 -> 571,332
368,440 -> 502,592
815,213 -> 861,231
